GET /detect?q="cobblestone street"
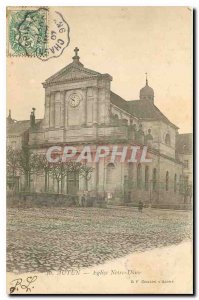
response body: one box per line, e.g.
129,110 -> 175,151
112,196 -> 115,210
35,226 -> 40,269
7,207 -> 192,274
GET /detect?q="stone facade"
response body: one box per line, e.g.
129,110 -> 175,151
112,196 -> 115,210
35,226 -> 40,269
7,49 -> 193,208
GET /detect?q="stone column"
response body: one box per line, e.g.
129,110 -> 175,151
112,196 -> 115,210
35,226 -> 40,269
104,89 -> 111,125
44,91 -> 50,128
55,92 -> 61,128
93,87 -> 98,125
98,88 -> 110,125
98,88 -> 104,124
81,88 -> 87,126
65,92 -> 68,128
60,91 -> 65,128
49,92 -> 55,128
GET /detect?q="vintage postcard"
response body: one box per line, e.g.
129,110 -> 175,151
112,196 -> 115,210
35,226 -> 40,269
6,6 -> 193,294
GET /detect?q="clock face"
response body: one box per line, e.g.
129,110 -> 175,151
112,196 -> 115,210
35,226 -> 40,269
69,94 -> 80,107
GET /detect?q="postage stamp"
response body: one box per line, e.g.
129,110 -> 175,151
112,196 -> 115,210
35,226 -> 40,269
7,7 -> 48,58
7,7 -> 70,60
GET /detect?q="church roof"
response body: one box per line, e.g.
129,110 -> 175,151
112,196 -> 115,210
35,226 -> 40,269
110,91 -> 178,129
127,100 -> 178,128
176,133 -> 192,154
110,91 -> 129,112
7,119 -> 42,136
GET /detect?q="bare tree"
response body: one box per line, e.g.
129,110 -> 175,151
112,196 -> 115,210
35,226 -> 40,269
17,147 -> 44,191
6,146 -> 20,191
80,164 -> 94,191
49,160 -> 83,194
48,161 -> 68,194
36,154 -> 51,192
7,146 -> 94,194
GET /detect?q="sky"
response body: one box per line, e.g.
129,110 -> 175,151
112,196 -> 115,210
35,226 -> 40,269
7,6 -> 192,133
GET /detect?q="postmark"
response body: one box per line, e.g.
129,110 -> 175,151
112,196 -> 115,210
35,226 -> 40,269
42,10 -> 70,61
7,7 -> 70,60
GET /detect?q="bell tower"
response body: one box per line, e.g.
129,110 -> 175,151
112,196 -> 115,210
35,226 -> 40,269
41,48 -> 112,142
139,73 -> 154,103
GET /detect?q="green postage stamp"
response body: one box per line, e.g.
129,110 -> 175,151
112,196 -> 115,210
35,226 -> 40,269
7,7 -> 48,58
7,7 -> 70,60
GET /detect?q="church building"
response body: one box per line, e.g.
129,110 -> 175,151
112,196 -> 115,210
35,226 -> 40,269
7,48 -> 192,208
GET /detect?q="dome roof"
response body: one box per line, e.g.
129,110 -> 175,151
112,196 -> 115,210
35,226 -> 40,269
139,78 -> 154,101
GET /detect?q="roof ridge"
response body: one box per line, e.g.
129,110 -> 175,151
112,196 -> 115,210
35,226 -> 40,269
110,91 -> 127,102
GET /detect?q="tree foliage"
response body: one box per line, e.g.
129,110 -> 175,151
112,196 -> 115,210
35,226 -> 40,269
7,146 -> 94,193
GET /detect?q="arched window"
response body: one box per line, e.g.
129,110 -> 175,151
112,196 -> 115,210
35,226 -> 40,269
122,119 -> 128,126
174,174 -> 177,193
112,114 -> 119,125
165,133 -> 171,146
137,163 -> 142,189
106,163 -> 115,185
152,168 -> 157,191
166,171 -> 169,191
145,166 -> 149,191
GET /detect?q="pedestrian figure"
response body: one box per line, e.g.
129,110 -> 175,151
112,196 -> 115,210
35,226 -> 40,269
138,200 -> 144,213
81,195 -> 85,207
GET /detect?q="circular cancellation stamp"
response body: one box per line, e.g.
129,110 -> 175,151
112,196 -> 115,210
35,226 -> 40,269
7,7 -> 70,61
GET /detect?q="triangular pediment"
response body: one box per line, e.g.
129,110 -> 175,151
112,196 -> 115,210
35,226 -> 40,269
44,62 -> 101,85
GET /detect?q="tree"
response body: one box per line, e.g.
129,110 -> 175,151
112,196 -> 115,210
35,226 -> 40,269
48,161 -> 68,194
7,146 -> 94,194
6,146 -> 20,190
79,164 -> 94,191
49,160 -> 84,194
17,147 -> 44,191
35,154 -> 51,192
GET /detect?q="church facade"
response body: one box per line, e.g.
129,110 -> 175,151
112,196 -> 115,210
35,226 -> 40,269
7,48 -> 192,208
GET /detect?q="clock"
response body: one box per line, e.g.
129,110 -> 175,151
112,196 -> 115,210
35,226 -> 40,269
69,93 -> 81,107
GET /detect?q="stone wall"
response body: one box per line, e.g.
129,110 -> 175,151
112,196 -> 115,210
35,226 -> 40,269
7,192 -> 78,208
